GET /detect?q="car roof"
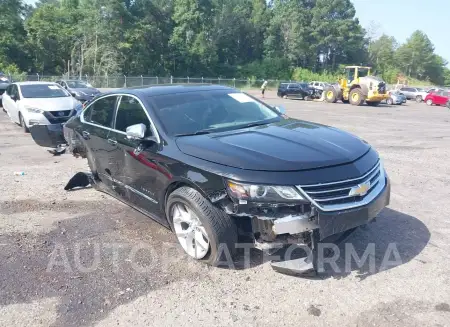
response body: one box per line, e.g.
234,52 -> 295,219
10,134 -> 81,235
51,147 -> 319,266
14,81 -> 58,86
102,84 -> 236,97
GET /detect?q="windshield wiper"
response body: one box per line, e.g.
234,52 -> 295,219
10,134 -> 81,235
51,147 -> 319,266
241,121 -> 269,129
175,130 -> 213,137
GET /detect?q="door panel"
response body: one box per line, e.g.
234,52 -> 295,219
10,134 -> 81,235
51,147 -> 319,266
109,95 -> 166,222
80,95 -> 119,189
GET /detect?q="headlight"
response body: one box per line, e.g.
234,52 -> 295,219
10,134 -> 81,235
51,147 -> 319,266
26,107 -> 44,114
226,180 -> 304,203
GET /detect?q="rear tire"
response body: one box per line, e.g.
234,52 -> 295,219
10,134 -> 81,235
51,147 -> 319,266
386,98 -> 393,105
304,95 -> 312,101
324,87 -> 338,103
349,88 -> 365,106
416,95 -> 423,103
166,186 -> 238,266
19,112 -> 30,133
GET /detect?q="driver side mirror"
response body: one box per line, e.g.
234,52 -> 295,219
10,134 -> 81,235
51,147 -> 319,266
10,94 -> 17,101
274,105 -> 286,115
126,123 -> 146,140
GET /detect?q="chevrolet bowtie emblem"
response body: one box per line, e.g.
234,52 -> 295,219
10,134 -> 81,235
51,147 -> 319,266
349,182 -> 370,197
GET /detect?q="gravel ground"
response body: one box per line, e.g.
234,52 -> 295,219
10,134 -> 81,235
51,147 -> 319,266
0,91 -> 449,327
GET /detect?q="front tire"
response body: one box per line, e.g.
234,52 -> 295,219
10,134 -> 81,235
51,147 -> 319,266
349,88 -> 365,106
416,95 -> 423,103
324,87 -> 338,103
19,112 -> 30,133
386,98 -> 393,105
166,187 -> 237,266
426,99 -> 433,106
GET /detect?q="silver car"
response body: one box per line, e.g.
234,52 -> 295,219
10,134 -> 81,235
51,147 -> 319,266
387,91 -> 406,105
399,87 -> 428,102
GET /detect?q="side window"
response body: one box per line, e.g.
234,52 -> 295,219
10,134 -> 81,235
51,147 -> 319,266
87,96 -> 117,127
12,85 -> 19,98
5,85 -> 11,95
115,96 -> 152,136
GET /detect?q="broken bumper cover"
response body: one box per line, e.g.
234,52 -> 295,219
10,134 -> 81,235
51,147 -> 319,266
30,124 -> 66,148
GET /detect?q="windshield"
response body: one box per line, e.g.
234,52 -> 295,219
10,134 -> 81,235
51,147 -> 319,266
20,84 -> 70,98
150,90 -> 281,136
358,68 -> 369,78
66,80 -> 89,88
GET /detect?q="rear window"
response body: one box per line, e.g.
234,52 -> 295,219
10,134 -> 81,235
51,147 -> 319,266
20,84 -> 70,98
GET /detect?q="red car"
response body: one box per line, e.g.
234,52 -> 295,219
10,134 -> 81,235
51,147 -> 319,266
424,90 -> 450,106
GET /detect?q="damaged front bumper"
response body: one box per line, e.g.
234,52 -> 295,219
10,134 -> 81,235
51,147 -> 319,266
30,124 -> 67,148
224,176 -> 390,275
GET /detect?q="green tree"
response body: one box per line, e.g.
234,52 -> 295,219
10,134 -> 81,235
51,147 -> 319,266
310,0 -> 366,70
170,0 -> 217,75
395,31 -> 435,79
0,0 -> 30,71
368,34 -> 397,73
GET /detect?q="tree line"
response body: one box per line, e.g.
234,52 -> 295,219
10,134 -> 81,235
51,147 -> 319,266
1,0 -> 449,85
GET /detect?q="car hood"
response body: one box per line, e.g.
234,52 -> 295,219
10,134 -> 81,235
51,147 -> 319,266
21,97 -> 81,111
175,119 -> 371,171
71,87 -> 99,95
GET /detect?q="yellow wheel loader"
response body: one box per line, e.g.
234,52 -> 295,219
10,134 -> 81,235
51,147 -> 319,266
324,66 -> 390,106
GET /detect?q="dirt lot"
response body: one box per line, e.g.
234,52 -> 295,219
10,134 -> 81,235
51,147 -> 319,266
1,90 -> 449,327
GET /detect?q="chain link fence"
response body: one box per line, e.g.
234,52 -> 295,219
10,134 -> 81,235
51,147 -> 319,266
6,74 -> 440,91
6,74 -> 303,90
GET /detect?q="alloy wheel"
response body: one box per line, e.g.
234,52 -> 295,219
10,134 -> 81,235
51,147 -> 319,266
172,203 -> 210,259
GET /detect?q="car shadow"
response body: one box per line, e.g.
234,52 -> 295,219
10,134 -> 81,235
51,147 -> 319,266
0,198 -> 203,327
314,207 -> 430,280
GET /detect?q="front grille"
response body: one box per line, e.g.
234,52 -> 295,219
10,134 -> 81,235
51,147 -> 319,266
43,109 -> 75,124
296,161 -> 385,212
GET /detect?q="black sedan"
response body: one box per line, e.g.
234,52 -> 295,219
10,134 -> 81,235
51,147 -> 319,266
56,79 -> 101,102
30,85 -> 390,275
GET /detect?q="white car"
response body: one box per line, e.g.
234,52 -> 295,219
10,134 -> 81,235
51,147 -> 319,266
2,81 -> 81,133
308,81 -> 329,91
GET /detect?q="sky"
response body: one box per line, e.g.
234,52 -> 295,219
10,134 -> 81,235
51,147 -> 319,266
352,0 -> 449,63
23,0 -> 449,63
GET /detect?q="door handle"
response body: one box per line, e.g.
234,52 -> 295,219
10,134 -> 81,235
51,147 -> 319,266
107,138 -> 117,145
